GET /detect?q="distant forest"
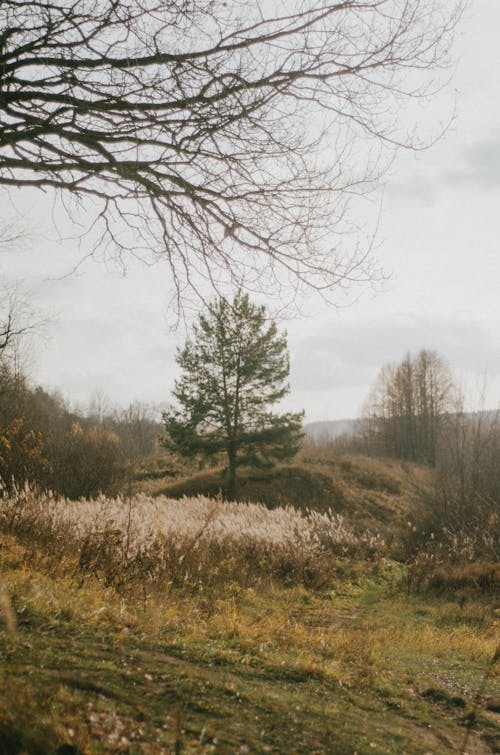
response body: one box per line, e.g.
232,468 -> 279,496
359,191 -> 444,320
0,366 -> 162,498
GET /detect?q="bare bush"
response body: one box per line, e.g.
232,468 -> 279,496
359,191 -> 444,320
400,452 -> 500,595
438,400 -> 500,517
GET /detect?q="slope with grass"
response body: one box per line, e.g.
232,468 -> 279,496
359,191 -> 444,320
0,531 -> 498,754
145,452 -> 433,535
0,484 -> 498,754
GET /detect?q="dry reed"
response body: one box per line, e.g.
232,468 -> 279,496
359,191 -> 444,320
0,486 -> 385,593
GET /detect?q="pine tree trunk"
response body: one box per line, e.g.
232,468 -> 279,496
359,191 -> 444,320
227,442 -> 237,500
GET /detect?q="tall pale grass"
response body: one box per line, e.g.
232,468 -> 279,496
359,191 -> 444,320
0,486 -> 384,592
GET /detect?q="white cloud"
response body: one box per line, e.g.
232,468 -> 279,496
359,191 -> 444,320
443,134 -> 500,188
290,313 -> 500,398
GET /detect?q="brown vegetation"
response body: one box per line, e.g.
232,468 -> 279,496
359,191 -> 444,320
0,486 -> 384,596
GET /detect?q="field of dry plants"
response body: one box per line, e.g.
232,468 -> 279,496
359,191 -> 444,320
0,473 -> 498,754
1,487 -> 385,595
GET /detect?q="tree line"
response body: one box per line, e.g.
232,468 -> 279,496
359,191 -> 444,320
4,279 -> 500,518
339,349 -> 499,541
0,298 -> 160,497
0,371 -> 161,497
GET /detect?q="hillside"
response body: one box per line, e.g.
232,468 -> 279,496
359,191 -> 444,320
138,452 -> 433,535
0,528 -> 498,754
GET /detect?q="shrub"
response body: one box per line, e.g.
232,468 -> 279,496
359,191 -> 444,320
402,500 -> 499,594
0,417 -> 50,490
50,422 -> 124,498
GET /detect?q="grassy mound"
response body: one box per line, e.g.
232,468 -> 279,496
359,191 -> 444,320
145,453 -> 430,533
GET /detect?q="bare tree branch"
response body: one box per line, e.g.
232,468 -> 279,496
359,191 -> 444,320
0,0 -> 464,305
0,281 -> 47,374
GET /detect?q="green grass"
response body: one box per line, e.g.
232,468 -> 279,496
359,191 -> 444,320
0,534 -> 498,754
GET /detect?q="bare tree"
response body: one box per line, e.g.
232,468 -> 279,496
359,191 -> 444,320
0,283 -> 41,370
0,0 -> 462,304
362,349 -> 453,464
438,388 -> 500,516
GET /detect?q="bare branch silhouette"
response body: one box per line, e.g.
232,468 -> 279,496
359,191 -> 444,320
0,0 -> 463,305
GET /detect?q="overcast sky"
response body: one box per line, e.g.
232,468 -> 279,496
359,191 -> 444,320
2,0 -> 500,422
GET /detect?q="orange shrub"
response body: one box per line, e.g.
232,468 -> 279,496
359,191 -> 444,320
0,417 -> 50,489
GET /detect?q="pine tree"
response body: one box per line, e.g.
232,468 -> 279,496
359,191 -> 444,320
163,292 -> 303,499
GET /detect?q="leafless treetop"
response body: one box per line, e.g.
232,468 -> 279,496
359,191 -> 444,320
0,0 -> 463,307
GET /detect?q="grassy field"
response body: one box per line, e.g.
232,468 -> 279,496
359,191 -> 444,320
0,456 -> 498,754
0,530 -> 498,753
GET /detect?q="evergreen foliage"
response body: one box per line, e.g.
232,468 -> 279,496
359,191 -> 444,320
163,293 -> 303,498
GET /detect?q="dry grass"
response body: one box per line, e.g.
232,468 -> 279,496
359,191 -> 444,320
0,470 -> 498,755
147,453 -> 428,539
0,486 -> 385,594
0,527 -> 497,754
1,447 -> 498,752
